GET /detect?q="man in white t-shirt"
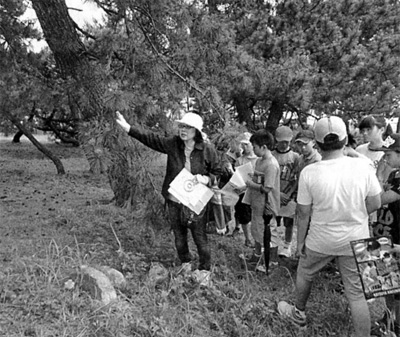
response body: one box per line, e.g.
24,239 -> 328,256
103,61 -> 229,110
278,116 -> 381,337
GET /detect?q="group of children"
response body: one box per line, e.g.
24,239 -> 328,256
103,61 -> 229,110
224,124 -> 322,275
223,115 -> 399,336
116,109 -> 399,336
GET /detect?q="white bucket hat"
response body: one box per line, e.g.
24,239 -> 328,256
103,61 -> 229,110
176,112 -> 203,131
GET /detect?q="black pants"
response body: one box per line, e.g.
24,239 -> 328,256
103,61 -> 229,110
166,200 -> 211,270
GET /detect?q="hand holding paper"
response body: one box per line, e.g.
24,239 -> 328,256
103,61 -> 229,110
168,168 -> 214,215
195,174 -> 210,185
229,162 -> 254,190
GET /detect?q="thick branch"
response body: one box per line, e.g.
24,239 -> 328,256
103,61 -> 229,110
5,111 -> 66,174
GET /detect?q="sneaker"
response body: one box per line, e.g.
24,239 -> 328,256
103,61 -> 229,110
239,252 -> 262,265
247,252 -> 262,264
256,264 -> 267,273
278,245 -> 291,258
277,301 -> 306,327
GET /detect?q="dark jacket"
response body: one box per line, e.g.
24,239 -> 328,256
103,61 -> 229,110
128,126 -> 222,199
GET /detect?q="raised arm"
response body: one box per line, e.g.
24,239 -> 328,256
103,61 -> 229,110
115,111 -> 173,154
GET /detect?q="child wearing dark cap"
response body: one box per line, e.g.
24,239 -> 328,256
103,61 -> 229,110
293,129 -> 322,176
283,130 -> 322,211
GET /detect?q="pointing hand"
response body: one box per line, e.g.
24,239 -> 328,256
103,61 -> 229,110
115,111 -> 130,133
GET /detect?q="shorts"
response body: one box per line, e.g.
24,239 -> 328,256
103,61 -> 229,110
235,197 -> 252,224
297,247 -> 365,302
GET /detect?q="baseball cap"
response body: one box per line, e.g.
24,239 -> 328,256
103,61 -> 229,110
294,130 -> 315,143
358,115 -> 387,130
176,112 -> 203,131
275,126 -> 293,142
238,132 -> 252,144
314,116 -> 347,143
378,133 -> 400,152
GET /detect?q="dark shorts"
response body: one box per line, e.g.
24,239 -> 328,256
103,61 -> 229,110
235,195 -> 252,224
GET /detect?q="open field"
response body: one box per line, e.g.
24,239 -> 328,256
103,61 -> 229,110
0,135 -> 385,336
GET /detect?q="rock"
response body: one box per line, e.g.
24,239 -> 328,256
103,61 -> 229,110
80,265 -> 117,305
99,266 -> 127,289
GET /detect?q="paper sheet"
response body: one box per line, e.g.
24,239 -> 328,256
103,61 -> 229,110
168,168 -> 214,215
229,162 -> 254,189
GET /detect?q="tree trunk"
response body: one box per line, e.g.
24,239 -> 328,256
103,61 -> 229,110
6,112 -> 65,174
31,0 -> 104,119
31,0 -> 107,174
266,100 -> 284,133
234,95 -> 253,128
13,110 -> 35,143
12,130 -> 24,143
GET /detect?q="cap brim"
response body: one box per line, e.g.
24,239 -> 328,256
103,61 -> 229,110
276,137 -> 292,142
295,138 -> 311,144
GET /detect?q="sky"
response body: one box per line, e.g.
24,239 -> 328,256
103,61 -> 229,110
24,0 -> 104,51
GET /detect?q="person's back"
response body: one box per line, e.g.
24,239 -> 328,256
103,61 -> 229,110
300,156 -> 378,255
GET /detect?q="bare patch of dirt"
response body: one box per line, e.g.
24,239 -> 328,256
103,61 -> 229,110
0,135 -> 114,260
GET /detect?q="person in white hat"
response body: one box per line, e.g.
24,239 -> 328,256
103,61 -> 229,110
116,111 -> 222,272
278,116 -> 381,337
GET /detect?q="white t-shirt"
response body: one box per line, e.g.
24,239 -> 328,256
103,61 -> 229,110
356,143 -> 384,171
297,156 -> 381,255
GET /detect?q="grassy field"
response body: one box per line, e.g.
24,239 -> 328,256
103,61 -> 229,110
0,134 -> 385,337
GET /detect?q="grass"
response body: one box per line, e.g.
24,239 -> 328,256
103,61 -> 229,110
0,134 -> 386,336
